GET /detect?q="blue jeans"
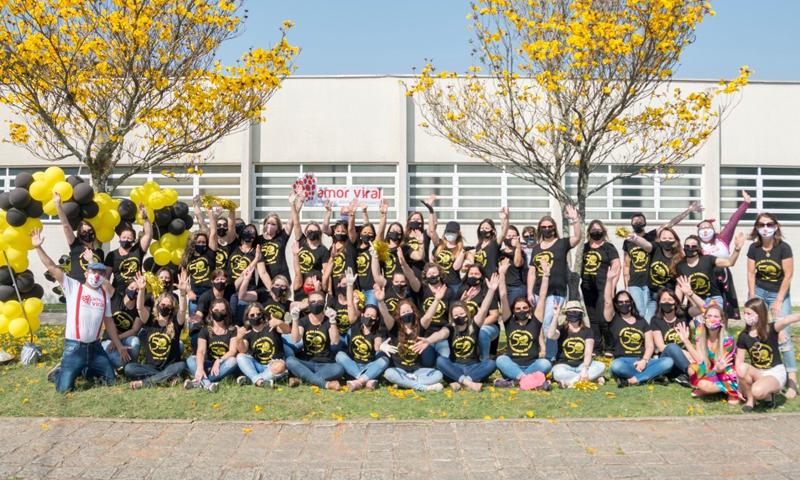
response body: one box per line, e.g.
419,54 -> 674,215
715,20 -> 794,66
495,355 -> 552,380
123,361 -> 186,387
335,351 -> 389,381
228,294 -> 249,327
101,336 -> 141,369
421,339 -> 450,368
478,324 -> 499,361
435,357 -> 496,383
236,354 -> 287,384
285,357 -> 344,388
535,294 -> 564,359
506,285 -> 527,308
610,356 -> 673,383
628,285 -> 652,323
661,343 -> 691,375
55,340 -> 116,393
383,367 -> 443,391
551,361 -> 606,385
755,286 -> 796,373
281,334 -> 301,358
646,290 -> 660,326
362,289 -> 376,307
185,355 -> 239,382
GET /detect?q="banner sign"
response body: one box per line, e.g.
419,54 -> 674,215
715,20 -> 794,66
293,173 -> 383,207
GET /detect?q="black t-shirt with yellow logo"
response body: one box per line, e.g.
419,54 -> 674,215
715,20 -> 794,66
433,244 -> 461,286
347,323 -> 382,363
748,242 -> 793,293
651,311 -> 691,350
474,240 -> 500,277
104,244 -> 144,292
67,239 -> 104,283
329,294 -> 354,335
243,327 -> 285,364
227,245 -> 258,288
298,316 -> 334,363
419,284 -> 454,334
141,318 -> 183,370
529,238 -> 572,297
676,254 -> 720,299
187,249 -> 218,289
446,323 -> 480,364
381,246 -> 411,277
297,237 -> 330,275
623,230 -> 657,288
610,314 -> 650,358
199,326 -> 236,362
215,241 -> 236,272
390,334 -> 423,372
255,294 -> 290,323
109,292 -> 139,335
647,243 -> 675,293
581,241 -> 619,285
384,283 -> 418,316
503,314 -> 543,365
737,324 -> 783,369
404,233 -> 430,272
345,240 -> 376,292
455,284 -> 498,318
259,230 -> 290,280
556,326 -> 592,368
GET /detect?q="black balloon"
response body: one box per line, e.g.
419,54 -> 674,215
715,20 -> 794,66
15,270 -> 34,293
115,221 -> 132,236
25,200 -> 43,218
0,268 -> 11,286
80,201 -> 99,219
182,214 -> 193,230
168,218 -> 186,235
22,283 -> 44,299
143,256 -> 155,273
0,192 -> 10,211
151,227 -> 161,241
9,187 -> 31,209
66,175 -> 84,187
61,201 -> 80,220
118,199 -> 137,222
171,202 -> 189,218
0,285 -> 15,301
6,208 -> 26,227
154,207 -> 172,227
14,172 -> 33,189
72,182 -> 95,205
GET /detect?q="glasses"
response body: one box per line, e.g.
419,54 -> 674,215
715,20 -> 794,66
616,301 -> 632,306
756,222 -> 776,228
248,314 -> 263,319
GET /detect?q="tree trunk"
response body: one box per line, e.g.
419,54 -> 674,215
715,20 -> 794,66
89,161 -> 110,194
565,163 -> 589,301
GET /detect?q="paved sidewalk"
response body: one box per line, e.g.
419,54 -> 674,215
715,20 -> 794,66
0,415 -> 797,479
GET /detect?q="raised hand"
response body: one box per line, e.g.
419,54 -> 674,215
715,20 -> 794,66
134,272 -> 147,291
177,270 -> 190,294
565,204 -> 578,222
676,275 -> 693,297
498,258 -> 510,277
373,283 -> 385,302
688,201 -> 704,214
345,267 -> 357,287
380,200 -> 388,216
324,200 -> 332,213
733,231 -> 745,250
53,192 -> 61,206
539,257 -> 552,277
30,228 -> 44,248
486,273 -> 500,291
434,283 -> 447,300
676,322 -> 690,343
499,206 -> 509,221
742,190 -> 751,204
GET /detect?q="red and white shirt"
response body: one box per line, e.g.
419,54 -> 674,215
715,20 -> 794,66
62,276 -> 110,343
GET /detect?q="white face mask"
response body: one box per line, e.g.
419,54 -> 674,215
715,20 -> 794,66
698,228 -> 715,242
86,272 -> 105,289
759,227 -> 776,239
444,233 -> 457,242
743,313 -> 758,326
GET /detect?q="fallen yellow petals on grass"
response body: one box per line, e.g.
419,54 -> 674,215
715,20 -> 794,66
483,415 -> 492,420
211,402 -> 220,409
254,405 -> 262,413
574,380 -> 598,391
569,402 -> 578,409
526,410 -> 535,418
41,423 -> 48,430
605,392 -> 617,399
370,412 -> 380,419
242,427 -> 252,433
310,385 -> 321,394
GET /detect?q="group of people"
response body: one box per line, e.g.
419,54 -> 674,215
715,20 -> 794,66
35,188 -> 798,411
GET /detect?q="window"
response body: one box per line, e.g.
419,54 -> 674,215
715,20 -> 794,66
408,163 -> 550,223
566,165 -> 702,223
721,167 -> 800,224
254,164 -> 398,222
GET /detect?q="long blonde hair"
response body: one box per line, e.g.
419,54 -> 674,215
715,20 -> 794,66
153,292 -> 177,340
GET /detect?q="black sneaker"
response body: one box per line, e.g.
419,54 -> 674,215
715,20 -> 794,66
47,363 -> 61,383
236,375 -> 250,386
652,376 -> 670,386
493,378 -> 515,388
616,377 -> 629,389
674,374 -> 692,388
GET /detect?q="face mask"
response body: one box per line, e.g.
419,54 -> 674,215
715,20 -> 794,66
360,234 -> 374,244
303,284 -> 316,295
211,310 -> 225,321
333,233 -> 348,242
400,312 -> 415,324
125,289 -> 137,300
466,276 -> 481,287
335,285 -> 347,296
426,276 -> 441,286
212,281 -> 226,291
589,230 -> 604,241
241,231 -> 256,242
86,273 -> 104,289
265,224 -> 277,236
160,306 -> 175,318
661,240 -> 675,250
408,221 -> 422,231
698,228 -> 714,242
743,313 -> 758,326
659,303 -> 675,313
249,314 -> 264,327
307,230 -> 321,242
217,227 -> 228,237
444,232 -> 457,243
361,316 -> 378,329
80,231 -> 95,243
119,239 -> 133,250
393,284 -> 407,296
308,301 -> 324,315
705,319 -> 722,331
480,230 -> 493,239
235,223 -> 245,236
683,245 -> 699,257
513,311 -> 530,322
632,223 -> 645,234
759,227 -> 776,239
503,238 -> 514,248
540,227 -> 555,239
387,231 -> 402,242
161,279 -> 172,290
566,311 -> 583,323
453,315 -> 467,326
616,303 -> 632,315
195,244 -> 208,254
272,286 -> 287,298
524,237 -> 535,248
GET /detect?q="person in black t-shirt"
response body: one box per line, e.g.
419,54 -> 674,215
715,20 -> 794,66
334,303 -> 389,391
322,220 -> 351,292
181,231 -> 217,314
547,301 -> 607,388
104,204 -> 152,294
417,263 -> 455,366
188,269 -> 235,350
676,234 -> 744,304
624,226 -> 682,322
259,200 -> 295,289
373,246 -> 422,318
184,298 -> 241,392
427,198 -> 467,291
623,213 -> 656,321
124,272 -> 188,389
53,192 -> 105,283
101,278 -> 148,368
580,220 -> 620,356
650,280 -> 705,386
404,205 -> 433,272
737,297 -> 800,412
603,263 -> 674,388
285,291 -> 345,390
500,226 -> 527,309
290,197 -> 330,275
456,264 -> 500,362
470,208 -> 509,279
526,205 -> 582,360
235,303 -> 290,387
343,201 -> 379,305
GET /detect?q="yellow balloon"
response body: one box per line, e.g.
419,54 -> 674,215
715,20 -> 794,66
163,189 -> 178,206
130,188 -> 143,205
153,248 -> 171,266
29,180 -> 51,201
148,241 -> 159,256
43,200 -> 57,216
6,249 -> 28,273
2,300 -> 21,319
0,314 -> 8,335
9,228 -> 32,251
8,317 -> 29,338
148,191 -> 164,210
96,227 -> 115,243
32,171 -> 45,182
160,233 -> 176,250
23,297 -> 43,317
27,314 -> 40,333
53,181 -> 73,202
170,249 -> 182,265
44,166 -> 65,185
0,211 -> 7,230
143,180 -> 160,194
108,209 -> 121,225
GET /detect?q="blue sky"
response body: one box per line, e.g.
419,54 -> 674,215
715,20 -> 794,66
217,0 -> 800,81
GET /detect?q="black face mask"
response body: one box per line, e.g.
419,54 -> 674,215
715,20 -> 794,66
524,237 -> 535,248
426,276 -> 441,286
235,223 -> 245,236
308,301 -> 325,315
616,303 -> 632,315
361,315 -> 378,330
335,286 -> 347,296
453,315 -> 467,326
513,311 -> 530,322
272,286 -> 287,298
119,239 -> 133,250
661,241 -> 675,251
400,312 -> 416,324
211,310 -> 226,321
159,306 -> 174,317
125,289 -> 137,300
632,223 -> 645,234
503,238 -> 514,248
333,233 -> 348,242
480,230 -> 494,239
683,246 -> 699,257
241,231 -> 256,242
566,311 -> 583,323
660,303 -> 675,313
466,276 -> 481,287
540,227 -> 555,239
393,284 -> 407,296
249,315 -> 264,327
360,234 -> 374,244
161,280 -> 172,290
217,227 -> 228,238
195,244 -> 208,254
80,231 -> 95,243
589,230 -> 604,241
306,230 -> 321,242
408,221 -> 422,231
387,231 -> 402,242
212,281 -> 226,291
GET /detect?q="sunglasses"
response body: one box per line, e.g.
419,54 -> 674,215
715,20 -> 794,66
756,222 -> 776,228
615,300 -> 632,306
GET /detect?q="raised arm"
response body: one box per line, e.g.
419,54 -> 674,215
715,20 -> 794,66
397,248 -> 421,293
176,270 -> 189,326
714,233 -> 744,268
192,195 -> 207,234
659,201 -> 703,233
565,204 -> 582,248
369,245 -> 386,289
533,259 -> 551,321
236,262 -> 259,303
321,201 -> 333,237
718,191 -> 750,246
496,207 -> 509,246
345,268 -> 359,322
473,274 -> 500,327
52,192 -> 76,244
139,204 -> 153,252
422,195 -> 439,246
376,201 -> 388,240
207,208 -> 220,251
420,284 -> 446,330
347,200 -> 358,243
603,261 -> 621,322
134,272 -> 151,325
625,233 -> 654,254
290,192 -> 304,241
498,259 -> 511,321
31,228 -> 63,285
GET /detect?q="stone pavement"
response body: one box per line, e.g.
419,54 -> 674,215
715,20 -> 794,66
0,415 -> 798,480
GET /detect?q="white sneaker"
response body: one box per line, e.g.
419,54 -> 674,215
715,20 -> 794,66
206,382 -> 219,393
236,375 -> 250,386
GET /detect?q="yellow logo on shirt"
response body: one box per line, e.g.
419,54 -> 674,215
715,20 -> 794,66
252,337 -> 276,364
619,327 -> 644,354
689,272 -> 711,297
304,330 -> 327,355
351,335 -> 373,362
649,260 -> 669,286
750,342 -> 774,369
562,336 -> 586,361
452,335 -> 476,360
148,332 -> 171,361
435,249 -> 454,271
583,250 -> 602,275
508,330 -> 533,356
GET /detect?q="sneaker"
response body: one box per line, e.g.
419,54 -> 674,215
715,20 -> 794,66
47,363 -> 61,383
183,379 -> 197,390
424,383 -> 443,393
652,376 -> 670,386
690,389 -> 702,398
236,375 -> 250,386
741,404 -> 754,413
365,380 -> 378,390
206,382 -> 219,393
493,378 -> 515,388
616,377 -> 629,389
519,372 -> 546,391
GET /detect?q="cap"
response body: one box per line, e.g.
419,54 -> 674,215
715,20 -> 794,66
86,262 -> 106,272
444,221 -> 460,233
563,300 -> 584,312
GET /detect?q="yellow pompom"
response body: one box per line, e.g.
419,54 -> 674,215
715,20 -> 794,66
372,240 -> 390,264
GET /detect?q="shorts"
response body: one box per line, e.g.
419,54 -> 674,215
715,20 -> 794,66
758,364 -> 787,389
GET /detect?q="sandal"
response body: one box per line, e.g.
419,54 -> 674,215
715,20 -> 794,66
129,380 -> 144,390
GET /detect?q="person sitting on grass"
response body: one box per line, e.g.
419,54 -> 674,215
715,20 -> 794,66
285,290 -> 344,390
125,272 -> 188,389
235,302 -> 289,388
547,301 -> 607,389
604,263 -> 674,388
33,228 -> 130,393
736,297 -> 800,412
184,298 -> 240,392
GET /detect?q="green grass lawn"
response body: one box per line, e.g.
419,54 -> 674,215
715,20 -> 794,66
0,325 -> 798,421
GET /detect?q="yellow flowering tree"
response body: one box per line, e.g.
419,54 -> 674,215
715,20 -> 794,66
409,0 -> 748,223
0,0 -> 297,192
